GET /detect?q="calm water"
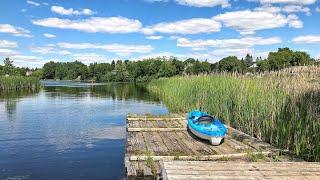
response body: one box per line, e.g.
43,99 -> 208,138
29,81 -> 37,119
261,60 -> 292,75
0,82 -> 168,180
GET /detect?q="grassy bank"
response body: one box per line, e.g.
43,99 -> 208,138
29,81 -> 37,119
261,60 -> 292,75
0,76 -> 40,92
148,66 -> 320,161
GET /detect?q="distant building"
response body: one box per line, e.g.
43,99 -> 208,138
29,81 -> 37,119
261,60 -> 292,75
26,71 -> 33,76
250,63 -> 257,68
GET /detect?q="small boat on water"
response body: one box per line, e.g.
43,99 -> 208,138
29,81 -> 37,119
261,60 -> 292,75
187,110 -> 227,145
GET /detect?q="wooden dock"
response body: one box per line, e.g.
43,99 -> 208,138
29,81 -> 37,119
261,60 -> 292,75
125,114 -> 320,179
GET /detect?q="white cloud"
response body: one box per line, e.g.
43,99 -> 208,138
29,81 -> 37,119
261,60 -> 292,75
282,5 -> 311,15
10,55 -> 48,68
0,49 -> 19,56
214,10 -> 302,35
72,53 -> 110,64
0,24 -> 32,37
316,7 -> 320,12
142,18 -> 221,35
175,0 -> 230,7
292,35 -> 320,44
51,6 -> 95,16
146,35 -> 163,40
43,33 -> 56,38
177,36 -> 282,50
287,14 -> 303,28
57,42 -> 153,56
255,5 -> 311,15
32,17 -> 142,34
0,40 -> 18,48
30,46 -> 71,55
27,0 -> 40,6
258,0 -> 316,5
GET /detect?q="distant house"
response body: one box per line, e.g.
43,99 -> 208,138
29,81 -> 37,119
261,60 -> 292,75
26,71 -> 33,76
250,63 -> 257,68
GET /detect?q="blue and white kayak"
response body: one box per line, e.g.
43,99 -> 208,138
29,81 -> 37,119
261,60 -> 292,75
187,110 -> 227,145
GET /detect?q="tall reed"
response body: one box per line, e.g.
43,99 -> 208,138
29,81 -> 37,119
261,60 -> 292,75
148,66 -> 320,161
0,76 -> 40,92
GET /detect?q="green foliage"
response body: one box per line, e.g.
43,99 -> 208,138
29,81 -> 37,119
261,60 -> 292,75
0,76 -> 40,92
217,56 -> 246,72
257,60 -> 270,72
42,61 -> 88,80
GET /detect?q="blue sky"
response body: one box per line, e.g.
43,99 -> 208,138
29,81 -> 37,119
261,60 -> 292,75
0,0 -> 319,67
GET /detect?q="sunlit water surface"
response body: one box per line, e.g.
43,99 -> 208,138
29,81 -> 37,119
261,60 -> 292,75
0,82 -> 168,179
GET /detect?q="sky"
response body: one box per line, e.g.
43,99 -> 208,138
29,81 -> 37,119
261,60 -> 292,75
0,0 -> 319,67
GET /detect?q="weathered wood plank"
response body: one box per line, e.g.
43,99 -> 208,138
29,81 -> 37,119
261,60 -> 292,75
129,151 -> 272,161
166,174 -> 319,180
164,161 -> 320,180
127,117 -> 185,121
143,132 -> 169,156
180,130 -> 219,155
127,127 -> 186,132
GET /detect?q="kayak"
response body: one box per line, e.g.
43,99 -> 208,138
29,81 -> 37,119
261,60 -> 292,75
187,110 -> 227,145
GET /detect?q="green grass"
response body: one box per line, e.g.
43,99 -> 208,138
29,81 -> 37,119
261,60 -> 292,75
148,66 -> 320,161
0,76 -> 40,92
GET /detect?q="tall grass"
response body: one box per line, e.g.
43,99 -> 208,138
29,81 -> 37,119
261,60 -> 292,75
0,76 -> 40,92
148,66 -> 320,161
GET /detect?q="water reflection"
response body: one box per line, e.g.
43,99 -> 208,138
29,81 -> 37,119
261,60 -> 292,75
0,82 -> 168,179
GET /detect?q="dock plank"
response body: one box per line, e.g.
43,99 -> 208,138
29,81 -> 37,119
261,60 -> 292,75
163,161 -> 320,180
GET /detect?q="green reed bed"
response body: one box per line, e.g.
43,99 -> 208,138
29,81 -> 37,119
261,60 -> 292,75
148,66 -> 320,161
0,76 -> 40,92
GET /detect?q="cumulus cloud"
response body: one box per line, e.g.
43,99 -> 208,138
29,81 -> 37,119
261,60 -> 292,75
10,55 -> 48,68
72,53 -> 110,64
292,35 -> 320,44
57,42 -> 153,56
255,0 -> 316,5
175,0 -> 230,8
30,45 -> 71,55
282,5 -> 311,15
0,49 -> 19,56
0,24 -> 32,37
51,6 -> 95,16
0,40 -> 18,48
43,33 -> 56,38
146,35 -> 163,40
142,18 -> 221,35
214,10 -> 302,35
255,5 -> 311,15
32,17 -> 142,34
27,0 -> 40,6
177,36 -> 282,50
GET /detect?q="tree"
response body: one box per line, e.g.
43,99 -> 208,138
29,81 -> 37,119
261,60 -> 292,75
257,60 -> 270,72
244,53 -> 253,66
158,61 -> 177,77
3,57 -> 14,75
217,56 -> 245,72
292,51 -> 311,66
192,60 -> 202,75
268,48 -> 293,70
42,61 -> 57,79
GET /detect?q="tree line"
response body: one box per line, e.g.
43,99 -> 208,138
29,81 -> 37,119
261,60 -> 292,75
0,58 -> 43,78
1,47 -> 319,82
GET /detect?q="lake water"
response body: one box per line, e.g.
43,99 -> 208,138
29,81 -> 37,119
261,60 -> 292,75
0,82 -> 168,179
